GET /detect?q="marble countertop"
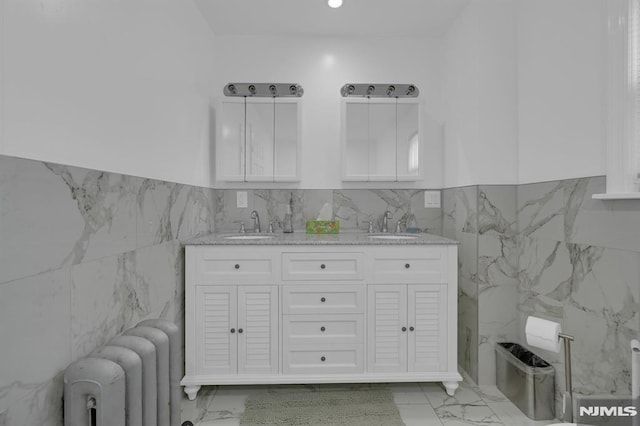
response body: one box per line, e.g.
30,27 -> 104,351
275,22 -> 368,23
185,231 -> 458,246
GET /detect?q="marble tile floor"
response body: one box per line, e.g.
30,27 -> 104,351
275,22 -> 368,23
181,377 -> 559,426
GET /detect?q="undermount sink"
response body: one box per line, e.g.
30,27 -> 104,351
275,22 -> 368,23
224,234 -> 275,240
368,234 -> 419,240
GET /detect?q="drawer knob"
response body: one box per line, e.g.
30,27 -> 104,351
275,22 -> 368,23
230,328 -> 236,333
320,264 -> 326,269
401,327 -> 407,332
405,263 -> 410,269
320,326 -> 326,332
409,326 -> 415,332
238,328 -> 244,334
321,297 -> 326,303
321,356 -> 326,362
235,264 -> 240,269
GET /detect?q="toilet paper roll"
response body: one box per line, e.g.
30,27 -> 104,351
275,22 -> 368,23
525,316 -> 562,353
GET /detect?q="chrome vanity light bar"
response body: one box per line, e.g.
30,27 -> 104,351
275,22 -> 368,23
224,83 -> 304,97
340,83 -> 419,98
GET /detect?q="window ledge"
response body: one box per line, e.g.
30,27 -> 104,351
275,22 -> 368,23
592,192 -> 640,200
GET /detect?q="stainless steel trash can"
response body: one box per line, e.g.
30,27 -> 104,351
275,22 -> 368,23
495,342 -> 555,420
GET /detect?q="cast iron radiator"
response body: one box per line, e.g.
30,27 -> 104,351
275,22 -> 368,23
63,319 -> 182,426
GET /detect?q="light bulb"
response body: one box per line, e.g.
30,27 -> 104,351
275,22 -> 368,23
327,0 -> 343,8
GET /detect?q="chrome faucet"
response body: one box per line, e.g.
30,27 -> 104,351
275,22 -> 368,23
250,210 -> 261,233
381,210 -> 393,233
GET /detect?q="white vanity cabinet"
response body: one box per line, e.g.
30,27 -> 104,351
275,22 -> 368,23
280,251 -> 367,374
282,284 -> 365,375
367,247 -> 451,374
182,242 -> 460,400
367,284 -> 448,373
194,285 -> 278,376
183,247 -> 280,400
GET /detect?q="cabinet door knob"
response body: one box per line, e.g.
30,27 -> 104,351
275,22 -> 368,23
238,328 -> 243,334
321,356 -> 326,362
409,326 -> 415,332
320,264 -> 326,269
320,326 -> 326,332
405,263 -> 410,269
401,327 -> 407,332
230,328 -> 236,333
234,264 -> 240,269
321,297 -> 326,303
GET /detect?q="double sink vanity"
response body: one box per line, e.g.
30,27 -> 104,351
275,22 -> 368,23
180,229 -> 461,399
180,81 -> 461,400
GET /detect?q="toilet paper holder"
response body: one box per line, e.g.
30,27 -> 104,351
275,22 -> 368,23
526,316 -> 575,422
558,332 -> 574,423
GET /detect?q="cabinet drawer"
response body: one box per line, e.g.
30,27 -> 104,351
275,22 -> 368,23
283,314 -> 364,345
193,249 -> 276,283
282,285 -> 365,314
371,248 -> 447,283
283,345 -> 363,374
282,252 -> 364,281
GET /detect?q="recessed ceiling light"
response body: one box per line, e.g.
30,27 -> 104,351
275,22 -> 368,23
327,0 -> 343,8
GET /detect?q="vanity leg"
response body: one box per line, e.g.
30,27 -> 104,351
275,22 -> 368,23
443,381 -> 459,396
184,385 -> 201,401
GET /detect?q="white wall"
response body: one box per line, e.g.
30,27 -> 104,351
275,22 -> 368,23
516,0 -> 605,184
2,0 -> 604,189
0,0 -> 5,154
212,35 -> 444,189
443,4 -> 480,188
442,0 -> 605,187
443,0 -> 518,187
1,0 -> 217,187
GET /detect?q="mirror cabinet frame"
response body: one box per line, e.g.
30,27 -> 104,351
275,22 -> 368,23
216,97 -> 302,183
341,97 -> 423,182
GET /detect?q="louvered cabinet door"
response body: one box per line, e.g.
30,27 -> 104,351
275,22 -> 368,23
407,285 -> 448,372
367,285 -> 407,373
195,286 -> 238,375
237,285 -> 279,374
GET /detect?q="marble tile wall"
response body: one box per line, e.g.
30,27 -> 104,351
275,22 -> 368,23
441,185 -> 518,385
476,186 -> 518,386
446,176 -> 640,407
0,155 -> 216,426
442,186 -> 480,382
214,189 -> 443,234
0,154 -> 444,425
5,150 -> 633,424
517,176 -> 640,413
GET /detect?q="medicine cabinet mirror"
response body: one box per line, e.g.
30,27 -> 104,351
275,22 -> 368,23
342,98 -> 421,181
217,97 -> 301,182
